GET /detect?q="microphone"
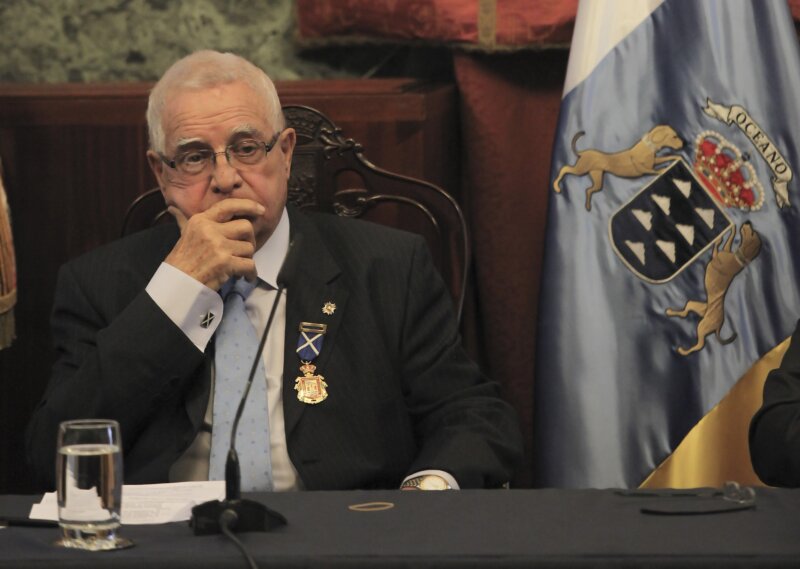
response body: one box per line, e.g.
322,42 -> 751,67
191,234 -> 303,536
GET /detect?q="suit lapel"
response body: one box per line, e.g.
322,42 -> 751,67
283,209 -> 348,437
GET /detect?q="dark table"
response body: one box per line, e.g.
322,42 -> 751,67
1,488 -> 799,568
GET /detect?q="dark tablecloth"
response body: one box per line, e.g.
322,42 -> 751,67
1,488 -> 799,568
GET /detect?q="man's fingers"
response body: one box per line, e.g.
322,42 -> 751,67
229,257 -> 258,282
205,198 -> 265,223
168,206 -> 188,232
164,199 -> 262,290
219,218 -> 257,246
228,238 -> 255,259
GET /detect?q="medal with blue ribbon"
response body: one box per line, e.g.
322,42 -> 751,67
295,322 -> 328,404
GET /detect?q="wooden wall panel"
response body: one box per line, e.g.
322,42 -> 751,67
0,80 -> 458,493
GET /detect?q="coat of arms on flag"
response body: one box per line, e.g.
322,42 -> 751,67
609,157 -> 733,284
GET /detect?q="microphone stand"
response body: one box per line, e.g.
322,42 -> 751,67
191,235 -> 303,535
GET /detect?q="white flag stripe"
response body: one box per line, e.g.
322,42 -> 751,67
563,0 -> 664,96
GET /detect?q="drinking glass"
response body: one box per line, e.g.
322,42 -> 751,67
54,419 -> 133,550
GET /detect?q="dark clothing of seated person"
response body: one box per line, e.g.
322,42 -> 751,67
25,50 -> 523,493
750,320 -> 800,486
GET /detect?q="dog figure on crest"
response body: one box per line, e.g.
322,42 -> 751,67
553,125 -> 684,211
665,222 -> 762,356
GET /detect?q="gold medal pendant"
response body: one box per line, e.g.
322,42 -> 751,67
295,362 -> 328,404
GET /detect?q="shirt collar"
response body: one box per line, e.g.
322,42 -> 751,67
254,207 -> 290,289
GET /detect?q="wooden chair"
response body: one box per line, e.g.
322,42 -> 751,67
121,105 -> 469,322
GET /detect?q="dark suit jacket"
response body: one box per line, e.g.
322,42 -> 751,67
750,319 -> 800,486
26,207 -> 522,490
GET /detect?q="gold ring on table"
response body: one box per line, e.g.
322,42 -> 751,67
347,501 -> 395,512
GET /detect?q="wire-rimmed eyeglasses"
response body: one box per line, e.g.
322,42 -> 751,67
159,131 -> 282,179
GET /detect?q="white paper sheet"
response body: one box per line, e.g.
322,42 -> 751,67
29,481 -> 225,525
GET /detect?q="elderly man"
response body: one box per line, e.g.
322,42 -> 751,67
26,50 -> 522,492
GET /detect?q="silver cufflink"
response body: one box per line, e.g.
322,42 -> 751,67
200,312 -> 216,329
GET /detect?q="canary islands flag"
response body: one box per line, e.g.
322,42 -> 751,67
534,0 -> 800,488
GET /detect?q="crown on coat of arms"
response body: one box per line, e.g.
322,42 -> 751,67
693,130 -> 764,212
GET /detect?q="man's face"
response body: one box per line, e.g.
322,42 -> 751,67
147,80 -> 295,249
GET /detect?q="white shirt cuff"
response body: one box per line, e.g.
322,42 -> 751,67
402,469 -> 460,490
145,262 -> 223,352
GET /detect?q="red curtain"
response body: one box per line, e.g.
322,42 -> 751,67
453,52 -> 565,485
296,0 -> 577,50
298,1 -> 800,51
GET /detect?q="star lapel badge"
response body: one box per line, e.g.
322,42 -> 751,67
322,302 -> 336,316
200,311 -> 215,329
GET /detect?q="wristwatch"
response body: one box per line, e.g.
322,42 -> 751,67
401,474 -> 452,490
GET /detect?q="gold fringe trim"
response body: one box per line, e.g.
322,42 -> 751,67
0,307 -> 14,350
0,288 -> 15,349
0,289 -> 15,313
0,156 -> 16,350
293,34 -> 571,53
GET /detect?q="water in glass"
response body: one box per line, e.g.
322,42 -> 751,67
54,420 -> 132,551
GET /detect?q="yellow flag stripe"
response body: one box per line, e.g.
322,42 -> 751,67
639,338 -> 791,488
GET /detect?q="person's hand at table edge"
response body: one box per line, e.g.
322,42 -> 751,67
400,474 -> 453,491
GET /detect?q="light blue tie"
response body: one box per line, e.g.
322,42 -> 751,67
209,278 -> 274,491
